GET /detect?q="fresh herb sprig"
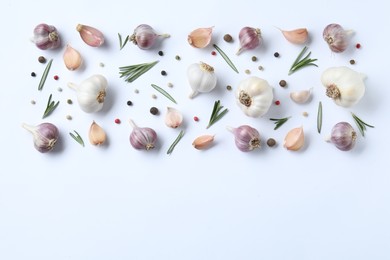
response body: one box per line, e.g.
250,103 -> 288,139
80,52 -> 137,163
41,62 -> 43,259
270,116 -> 291,130
151,84 -> 177,104
69,130 -> 84,147
119,60 -> 159,83
288,46 -> 318,75
42,94 -> 59,119
351,112 -> 374,137
213,44 -> 239,73
317,101 -> 323,133
167,130 -> 185,155
38,59 -> 53,91
207,100 -> 229,129
118,33 -> 129,50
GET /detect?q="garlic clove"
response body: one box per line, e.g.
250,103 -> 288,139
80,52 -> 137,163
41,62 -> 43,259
188,27 -> 213,48
192,135 -> 215,150
284,126 -> 304,151
63,44 -> 82,71
164,107 -> 183,128
290,88 -> 312,104
89,121 -> 106,145
280,28 -> 308,44
76,24 -> 104,47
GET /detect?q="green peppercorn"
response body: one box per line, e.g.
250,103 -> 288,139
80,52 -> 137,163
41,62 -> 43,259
150,107 -> 159,115
226,85 -> 232,91
67,99 -> 73,104
223,34 -> 233,42
251,56 -> 257,62
175,55 -> 181,61
350,59 -> 356,65
267,138 -> 276,147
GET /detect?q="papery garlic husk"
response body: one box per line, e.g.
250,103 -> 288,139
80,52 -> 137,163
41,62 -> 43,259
192,135 -> 215,150
187,62 -> 217,98
188,27 -> 213,48
290,88 -> 312,104
32,23 -> 61,50
63,44 -> 83,71
284,126 -> 304,151
321,66 -> 366,107
130,24 -> 170,50
22,122 -> 59,153
129,119 -> 157,151
330,122 -> 357,151
68,74 -> 107,113
76,24 -> 105,47
89,121 -> 106,145
227,125 -> 261,152
279,27 -> 308,44
323,23 -> 353,53
165,107 -> 183,128
237,27 -> 262,55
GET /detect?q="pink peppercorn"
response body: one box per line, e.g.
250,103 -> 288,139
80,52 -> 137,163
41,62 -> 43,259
194,116 -> 199,122
114,118 -> 121,124
275,100 -> 280,105
54,75 -> 59,80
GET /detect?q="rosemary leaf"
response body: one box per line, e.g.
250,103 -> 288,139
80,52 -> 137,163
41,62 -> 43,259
42,94 -> 59,119
288,46 -> 318,75
351,112 -> 374,137
69,130 -> 84,147
151,84 -> 177,104
167,130 -> 185,155
270,116 -> 291,130
213,44 -> 239,73
207,100 -> 229,129
118,33 -> 129,50
317,101 -> 323,133
119,60 -> 159,83
38,59 -> 53,91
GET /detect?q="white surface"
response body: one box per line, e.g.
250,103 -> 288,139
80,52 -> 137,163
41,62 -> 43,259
1,0 -> 389,259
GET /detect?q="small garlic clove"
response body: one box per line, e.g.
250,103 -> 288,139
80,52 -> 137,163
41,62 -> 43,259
280,28 -> 308,44
63,44 -> 82,71
76,24 -> 104,47
284,126 -> 305,151
290,88 -> 312,104
89,121 -> 106,145
192,135 -> 215,150
188,27 -> 213,48
164,107 -> 183,128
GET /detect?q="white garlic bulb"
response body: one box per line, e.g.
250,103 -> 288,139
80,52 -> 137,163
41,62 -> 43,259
68,74 -> 107,113
235,76 -> 273,117
321,66 -> 366,107
187,62 -> 217,98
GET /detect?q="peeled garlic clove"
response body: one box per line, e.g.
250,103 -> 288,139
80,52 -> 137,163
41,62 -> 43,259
89,121 -> 106,145
76,24 -> 104,47
280,28 -> 308,44
63,44 -> 82,71
290,88 -> 312,104
164,107 -> 183,128
284,126 -> 304,151
192,135 -> 215,150
188,27 -> 213,48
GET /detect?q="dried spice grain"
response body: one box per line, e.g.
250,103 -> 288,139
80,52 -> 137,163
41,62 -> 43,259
274,52 -> 280,58
350,59 -> 356,65
279,80 -> 287,87
31,72 -> 36,77
251,56 -> 257,62
158,50 -> 164,56
267,138 -> 276,147
38,56 -> 46,63
161,70 -> 167,76
223,34 -> 233,42
127,100 -> 133,106
150,107 -> 159,115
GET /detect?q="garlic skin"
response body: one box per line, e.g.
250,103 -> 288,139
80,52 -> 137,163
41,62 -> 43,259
76,24 -> 104,47
321,66 -> 366,107
290,88 -> 312,104
130,24 -> 170,50
63,44 -> 82,71
192,135 -> 215,150
330,122 -> 357,151
235,76 -> 273,117
129,119 -> 157,151
68,75 -> 107,113
32,23 -> 61,50
22,122 -> 59,153
237,27 -> 262,55
188,27 -> 213,48
323,23 -> 352,53
187,62 -> 217,98
279,27 -> 308,44
227,125 -> 261,152
165,107 -> 183,128
89,121 -> 106,145
284,126 -> 304,151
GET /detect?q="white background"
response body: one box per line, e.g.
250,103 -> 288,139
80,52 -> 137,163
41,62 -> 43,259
1,0 -> 389,259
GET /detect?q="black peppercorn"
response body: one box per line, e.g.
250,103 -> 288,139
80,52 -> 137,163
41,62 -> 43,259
267,138 -> 276,147
127,100 -> 133,106
279,80 -> 287,87
274,52 -> 280,58
350,59 -> 356,65
161,70 -> 167,76
158,51 -> 164,56
31,72 -> 36,77
150,107 -> 159,115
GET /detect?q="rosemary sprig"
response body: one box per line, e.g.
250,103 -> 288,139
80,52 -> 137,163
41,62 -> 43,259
167,130 -> 185,155
351,112 -> 374,137
151,84 -> 177,104
317,101 -> 323,133
213,44 -> 239,73
207,100 -> 229,129
119,60 -> 159,83
42,94 -> 59,119
270,116 -> 291,130
38,58 -> 53,90
118,33 -> 129,50
69,130 -> 85,147
288,46 -> 318,75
